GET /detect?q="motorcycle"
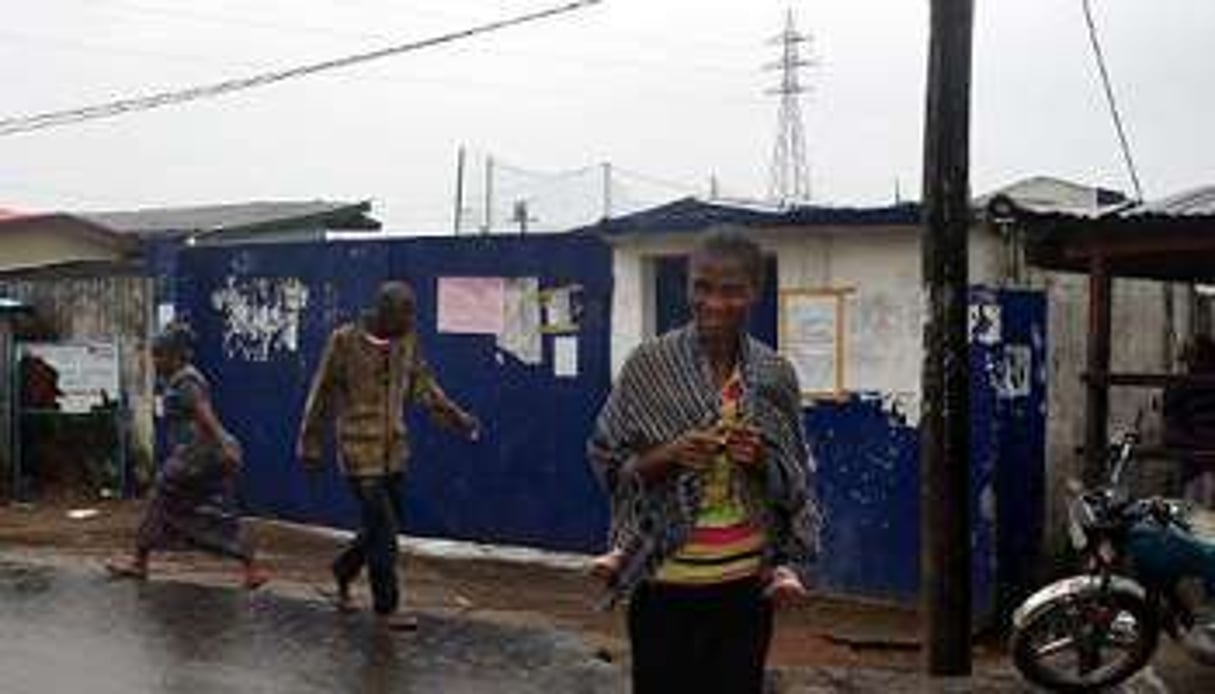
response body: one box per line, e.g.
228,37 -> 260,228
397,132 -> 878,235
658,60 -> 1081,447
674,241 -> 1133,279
1010,422 -> 1215,691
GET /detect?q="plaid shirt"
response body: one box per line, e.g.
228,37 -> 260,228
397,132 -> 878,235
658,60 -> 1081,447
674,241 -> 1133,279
588,323 -> 820,601
298,323 -> 446,478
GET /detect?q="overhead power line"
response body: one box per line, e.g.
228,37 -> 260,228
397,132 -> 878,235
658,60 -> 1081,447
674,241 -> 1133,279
1081,0 -> 1144,201
0,0 -> 602,138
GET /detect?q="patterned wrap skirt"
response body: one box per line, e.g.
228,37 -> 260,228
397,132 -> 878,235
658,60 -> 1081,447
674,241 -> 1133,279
136,438 -> 251,561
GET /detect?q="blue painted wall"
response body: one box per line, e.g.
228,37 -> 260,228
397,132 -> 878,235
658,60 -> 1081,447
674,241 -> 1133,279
805,396 -> 921,600
176,235 -> 612,552
805,287 -> 1046,619
982,288 -> 1048,611
174,237 -> 1045,610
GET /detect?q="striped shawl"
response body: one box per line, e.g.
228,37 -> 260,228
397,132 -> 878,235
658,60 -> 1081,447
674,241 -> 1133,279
588,324 -> 820,602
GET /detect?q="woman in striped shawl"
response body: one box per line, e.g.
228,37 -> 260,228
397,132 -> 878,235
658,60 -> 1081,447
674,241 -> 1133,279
588,228 -> 820,694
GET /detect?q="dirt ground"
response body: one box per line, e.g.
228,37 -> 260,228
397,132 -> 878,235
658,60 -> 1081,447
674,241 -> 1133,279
0,499 -> 1004,672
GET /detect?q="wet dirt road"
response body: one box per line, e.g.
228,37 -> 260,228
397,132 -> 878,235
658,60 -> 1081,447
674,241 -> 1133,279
0,559 -> 621,694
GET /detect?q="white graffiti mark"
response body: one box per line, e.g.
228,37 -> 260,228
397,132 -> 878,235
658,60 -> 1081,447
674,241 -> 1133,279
211,276 -> 309,362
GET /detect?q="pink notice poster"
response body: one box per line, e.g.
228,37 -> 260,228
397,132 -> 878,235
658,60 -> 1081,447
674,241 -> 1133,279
436,277 -> 506,335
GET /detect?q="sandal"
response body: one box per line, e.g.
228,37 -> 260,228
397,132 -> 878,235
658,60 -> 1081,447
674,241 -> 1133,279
376,612 -> 420,632
243,567 -> 271,591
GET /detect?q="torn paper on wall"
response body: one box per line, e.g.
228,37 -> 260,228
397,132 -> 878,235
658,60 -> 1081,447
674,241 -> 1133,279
999,343 -> 1033,399
496,277 -> 542,365
541,284 -> 581,334
969,302 -> 1002,345
211,276 -> 309,362
156,303 -> 176,331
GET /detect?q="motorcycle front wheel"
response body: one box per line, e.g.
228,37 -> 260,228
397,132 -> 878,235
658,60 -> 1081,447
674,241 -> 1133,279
1010,589 -> 1159,692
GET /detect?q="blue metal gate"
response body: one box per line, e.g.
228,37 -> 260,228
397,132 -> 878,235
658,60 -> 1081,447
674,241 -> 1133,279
176,235 -> 613,552
805,287 -> 1046,620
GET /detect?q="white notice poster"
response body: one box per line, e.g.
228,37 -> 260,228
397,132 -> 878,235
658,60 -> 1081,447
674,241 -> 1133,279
21,342 -> 121,413
780,292 -> 842,397
553,336 -> 579,378
156,303 -> 176,330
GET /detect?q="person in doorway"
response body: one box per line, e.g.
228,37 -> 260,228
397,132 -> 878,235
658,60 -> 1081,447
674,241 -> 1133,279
587,228 -> 820,694
1164,335 -> 1215,507
297,281 -> 480,630
106,323 -> 268,589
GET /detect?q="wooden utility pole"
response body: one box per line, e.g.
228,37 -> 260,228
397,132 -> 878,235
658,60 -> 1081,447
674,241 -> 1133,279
1084,255 -> 1112,485
920,0 -> 974,677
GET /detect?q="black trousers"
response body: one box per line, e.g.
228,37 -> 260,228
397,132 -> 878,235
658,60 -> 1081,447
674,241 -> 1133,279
628,576 -> 774,694
333,474 -> 405,615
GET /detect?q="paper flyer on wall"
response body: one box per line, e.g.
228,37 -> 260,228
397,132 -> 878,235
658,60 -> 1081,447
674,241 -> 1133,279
21,342 -> 121,413
437,277 -> 506,335
553,335 -> 579,378
782,293 -> 839,396
156,303 -> 176,330
496,277 -> 542,364
541,285 -> 581,334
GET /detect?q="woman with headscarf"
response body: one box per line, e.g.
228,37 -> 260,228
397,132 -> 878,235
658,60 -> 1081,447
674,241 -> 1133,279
106,323 -> 268,589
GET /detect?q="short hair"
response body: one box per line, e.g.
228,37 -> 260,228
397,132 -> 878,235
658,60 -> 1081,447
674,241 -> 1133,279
152,322 -> 196,359
692,226 -> 765,288
377,281 -> 415,308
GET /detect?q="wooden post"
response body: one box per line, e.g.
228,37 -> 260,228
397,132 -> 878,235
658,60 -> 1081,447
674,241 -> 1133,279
602,161 -> 612,220
0,319 -> 11,497
1085,255 -> 1113,485
453,145 -> 466,236
483,155 -> 495,235
920,0 -> 974,677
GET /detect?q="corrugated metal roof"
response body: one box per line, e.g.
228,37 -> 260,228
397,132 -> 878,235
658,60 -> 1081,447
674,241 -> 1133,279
80,199 -> 380,237
1126,186 -> 1215,217
586,197 -> 921,237
975,176 -> 1128,217
1002,183 -> 1215,282
0,212 -> 129,242
0,208 -> 42,222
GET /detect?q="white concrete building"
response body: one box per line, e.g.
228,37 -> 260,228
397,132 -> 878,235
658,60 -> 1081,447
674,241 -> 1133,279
594,177 -> 1193,543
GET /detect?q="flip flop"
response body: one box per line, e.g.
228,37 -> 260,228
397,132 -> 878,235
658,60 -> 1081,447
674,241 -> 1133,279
376,612 -> 420,632
587,555 -> 621,582
243,568 -> 271,591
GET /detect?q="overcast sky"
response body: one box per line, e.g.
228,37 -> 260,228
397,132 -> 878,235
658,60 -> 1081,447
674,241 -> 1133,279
1,0 -> 1212,232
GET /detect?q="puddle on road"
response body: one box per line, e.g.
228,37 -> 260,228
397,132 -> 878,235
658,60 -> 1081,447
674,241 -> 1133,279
0,558 -> 620,693
0,561 -> 54,595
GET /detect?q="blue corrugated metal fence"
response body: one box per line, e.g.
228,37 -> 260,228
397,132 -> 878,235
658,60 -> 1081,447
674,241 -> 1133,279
176,235 -> 612,552
174,237 -> 1046,612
